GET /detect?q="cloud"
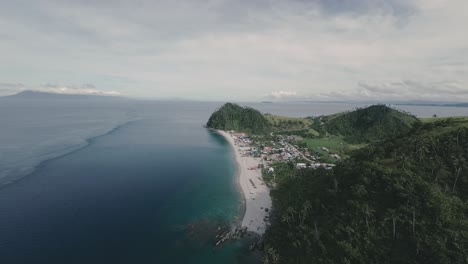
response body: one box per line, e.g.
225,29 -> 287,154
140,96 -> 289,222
0,82 -> 24,88
358,80 -> 467,100
0,82 -> 26,96
318,80 -> 468,101
0,82 -> 25,90
0,0 -> 467,100
268,90 -> 299,100
35,84 -> 121,96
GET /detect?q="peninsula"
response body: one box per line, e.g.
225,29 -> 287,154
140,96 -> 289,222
207,103 -> 273,234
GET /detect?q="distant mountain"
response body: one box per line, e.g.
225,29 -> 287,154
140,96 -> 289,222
391,101 -> 468,107
206,103 -> 271,134
0,91 -> 124,101
270,100 -> 468,108
447,102 -> 468,107
318,104 -> 420,143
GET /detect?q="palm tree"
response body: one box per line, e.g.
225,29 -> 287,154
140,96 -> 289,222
364,204 -> 375,233
452,166 -> 462,193
456,128 -> 464,147
282,213 -> 291,226
417,138 -> 430,162
271,249 -> 280,264
398,153 -> 410,171
292,239 -> 302,248
432,156 -> 443,182
451,155 -> 465,192
314,219 -> 320,241
429,136 -> 440,155
286,206 -> 296,224
385,209 -> 399,239
300,201 -> 312,226
265,247 -> 280,264
333,178 -> 339,193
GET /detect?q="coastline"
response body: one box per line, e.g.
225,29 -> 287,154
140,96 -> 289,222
216,130 -> 272,235
228,134 -> 247,228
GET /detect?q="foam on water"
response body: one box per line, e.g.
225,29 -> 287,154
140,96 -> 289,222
0,99 -> 132,186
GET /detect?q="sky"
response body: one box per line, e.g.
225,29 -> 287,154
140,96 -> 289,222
0,0 -> 467,101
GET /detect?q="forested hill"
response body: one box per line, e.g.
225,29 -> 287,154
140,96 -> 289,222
263,118 -> 468,264
206,104 -> 419,140
318,105 -> 419,143
206,103 -> 271,134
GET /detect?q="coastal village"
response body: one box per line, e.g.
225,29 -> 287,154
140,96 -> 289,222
207,103 -> 468,263
229,131 -> 339,172
213,129 -> 340,248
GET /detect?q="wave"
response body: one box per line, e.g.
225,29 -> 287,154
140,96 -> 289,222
0,120 -> 135,189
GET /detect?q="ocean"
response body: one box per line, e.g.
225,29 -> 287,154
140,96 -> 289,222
0,98 -> 467,263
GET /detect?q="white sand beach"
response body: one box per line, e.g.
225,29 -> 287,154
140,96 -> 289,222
218,130 -> 272,235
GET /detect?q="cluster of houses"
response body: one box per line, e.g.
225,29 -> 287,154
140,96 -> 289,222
264,147 -> 302,161
232,132 -> 252,147
229,131 -> 340,173
295,162 -> 336,170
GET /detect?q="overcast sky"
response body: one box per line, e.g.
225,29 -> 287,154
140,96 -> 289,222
0,0 -> 467,101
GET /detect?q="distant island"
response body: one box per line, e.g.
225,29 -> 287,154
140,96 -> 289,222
207,103 -> 468,263
0,90 -> 124,101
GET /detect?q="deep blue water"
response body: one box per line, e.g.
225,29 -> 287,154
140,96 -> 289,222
0,100 -> 246,263
0,99 -> 467,263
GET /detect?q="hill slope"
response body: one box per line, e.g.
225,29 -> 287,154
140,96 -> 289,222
319,105 -> 419,143
264,119 -> 468,263
206,103 -> 271,134
266,115 -> 312,132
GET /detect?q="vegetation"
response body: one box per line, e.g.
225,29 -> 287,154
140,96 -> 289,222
206,103 -> 468,263
208,104 -> 417,145
301,137 -> 364,158
206,103 -> 271,134
263,119 -> 468,264
266,115 -> 312,132
317,105 -> 419,143
420,116 -> 468,124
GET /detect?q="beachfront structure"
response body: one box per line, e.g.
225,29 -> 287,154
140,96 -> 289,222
296,163 -> 307,169
331,154 -> 341,159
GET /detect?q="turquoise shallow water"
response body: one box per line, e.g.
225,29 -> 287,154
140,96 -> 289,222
0,101 -> 250,263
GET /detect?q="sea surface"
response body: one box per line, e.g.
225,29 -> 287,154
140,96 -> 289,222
0,98 -> 467,263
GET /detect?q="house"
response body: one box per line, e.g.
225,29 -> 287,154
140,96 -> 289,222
296,163 -> 307,169
330,154 -> 341,160
310,163 -> 321,169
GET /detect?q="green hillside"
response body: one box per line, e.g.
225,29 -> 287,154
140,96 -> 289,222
317,105 -> 419,143
266,115 -> 313,132
263,118 -> 468,264
206,103 -> 271,134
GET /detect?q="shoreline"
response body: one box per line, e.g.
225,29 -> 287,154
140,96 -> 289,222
216,130 -> 272,235
228,134 -> 247,228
